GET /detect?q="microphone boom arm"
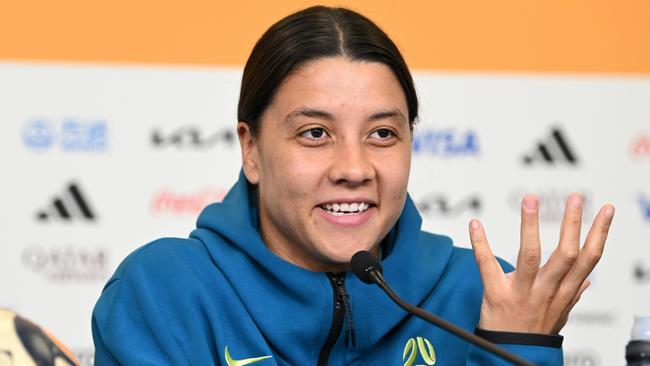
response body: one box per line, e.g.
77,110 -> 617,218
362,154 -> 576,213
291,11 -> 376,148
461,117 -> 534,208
372,271 -> 535,366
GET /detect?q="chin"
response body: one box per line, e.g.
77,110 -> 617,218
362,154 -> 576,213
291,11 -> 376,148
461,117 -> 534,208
320,241 -> 378,265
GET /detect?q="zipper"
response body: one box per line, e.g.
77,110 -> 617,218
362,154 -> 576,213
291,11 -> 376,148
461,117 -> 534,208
317,272 -> 356,366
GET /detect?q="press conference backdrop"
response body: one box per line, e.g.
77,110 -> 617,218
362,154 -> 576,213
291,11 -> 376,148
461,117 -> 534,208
1,1 -> 649,365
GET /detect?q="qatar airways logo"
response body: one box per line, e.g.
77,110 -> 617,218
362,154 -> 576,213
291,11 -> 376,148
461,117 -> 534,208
412,128 -> 479,157
629,131 -> 650,159
150,187 -> 227,215
21,245 -> 110,282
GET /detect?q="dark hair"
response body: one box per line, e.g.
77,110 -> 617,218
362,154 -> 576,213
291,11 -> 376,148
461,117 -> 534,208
237,6 -> 418,135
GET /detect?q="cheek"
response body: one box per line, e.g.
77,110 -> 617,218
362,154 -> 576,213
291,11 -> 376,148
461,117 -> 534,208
258,147 -> 322,201
377,148 -> 411,196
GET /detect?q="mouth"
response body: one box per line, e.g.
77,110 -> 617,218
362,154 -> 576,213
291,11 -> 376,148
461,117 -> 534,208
319,202 -> 372,216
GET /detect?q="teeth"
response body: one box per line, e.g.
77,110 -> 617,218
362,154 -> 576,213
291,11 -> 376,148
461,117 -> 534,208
321,202 -> 371,215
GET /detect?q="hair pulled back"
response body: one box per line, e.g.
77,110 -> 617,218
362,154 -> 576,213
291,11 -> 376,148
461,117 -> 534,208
237,6 -> 418,135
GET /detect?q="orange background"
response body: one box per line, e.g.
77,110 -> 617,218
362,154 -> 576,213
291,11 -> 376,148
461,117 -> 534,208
1,0 -> 649,74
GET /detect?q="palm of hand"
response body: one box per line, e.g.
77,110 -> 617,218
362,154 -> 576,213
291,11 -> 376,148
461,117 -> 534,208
470,194 -> 615,334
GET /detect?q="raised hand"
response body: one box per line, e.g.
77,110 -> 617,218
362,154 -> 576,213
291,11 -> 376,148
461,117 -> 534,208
469,193 -> 615,334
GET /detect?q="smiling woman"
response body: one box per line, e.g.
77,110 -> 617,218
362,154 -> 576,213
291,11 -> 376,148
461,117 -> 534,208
238,58 -> 412,272
91,6 -> 614,366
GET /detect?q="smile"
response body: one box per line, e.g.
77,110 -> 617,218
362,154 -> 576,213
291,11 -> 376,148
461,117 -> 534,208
320,202 -> 371,216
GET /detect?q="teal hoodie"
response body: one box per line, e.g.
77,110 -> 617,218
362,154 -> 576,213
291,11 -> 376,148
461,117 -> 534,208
92,172 -> 563,365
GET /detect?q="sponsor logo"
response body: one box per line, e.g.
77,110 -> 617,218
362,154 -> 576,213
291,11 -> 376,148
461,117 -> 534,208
564,349 -> 601,366
629,131 -> 650,159
224,346 -> 272,366
150,187 -> 227,215
639,194 -> 650,221
152,126 -> 235,149
35,182 -> 97,223
508,189 -> 593,224
21,245 -> 110,282
522,126 -> 578,166
412,128 -> 479,156
402,337 -> 436,366
71,346 -> 94,366
22,118 -> 108,152
633,262 -> 650,283
415,193 -> 481,217
568,311 -> 616,326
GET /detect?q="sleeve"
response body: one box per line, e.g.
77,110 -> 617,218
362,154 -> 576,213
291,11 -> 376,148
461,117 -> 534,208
465,328 -> 563,365
91,278 -> 193,366
465,342 -> 563,366
464,258 -> 564,365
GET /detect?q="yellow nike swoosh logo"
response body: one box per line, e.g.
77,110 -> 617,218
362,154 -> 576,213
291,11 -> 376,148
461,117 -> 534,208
225,346 -> 272,366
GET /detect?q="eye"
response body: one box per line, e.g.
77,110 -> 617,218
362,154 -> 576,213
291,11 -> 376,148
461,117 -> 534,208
369,128 -> 396,140
299,127 -> 328,140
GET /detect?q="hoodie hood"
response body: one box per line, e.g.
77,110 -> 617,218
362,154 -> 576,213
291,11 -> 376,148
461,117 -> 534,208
191,170 -> 454,356
93,170 -> 562,365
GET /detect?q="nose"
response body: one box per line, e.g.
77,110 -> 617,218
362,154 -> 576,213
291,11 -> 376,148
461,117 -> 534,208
328,139 -> 376,186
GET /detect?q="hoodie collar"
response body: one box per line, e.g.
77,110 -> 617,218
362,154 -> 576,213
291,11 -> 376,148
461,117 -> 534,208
194,170 -> 454,346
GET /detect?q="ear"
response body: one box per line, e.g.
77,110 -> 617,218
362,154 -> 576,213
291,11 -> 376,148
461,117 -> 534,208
237,122 -> 260,184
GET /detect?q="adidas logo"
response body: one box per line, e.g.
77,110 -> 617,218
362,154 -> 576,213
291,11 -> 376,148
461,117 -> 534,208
36,182 -> 97,222
522,127 -> 579,166
633,263 -> 650,283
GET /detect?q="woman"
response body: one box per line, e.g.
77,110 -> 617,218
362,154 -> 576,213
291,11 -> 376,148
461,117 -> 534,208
92,6 -> 614,365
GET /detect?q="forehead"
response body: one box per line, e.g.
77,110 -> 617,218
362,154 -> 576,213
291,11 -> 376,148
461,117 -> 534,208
268,57 -> 408,118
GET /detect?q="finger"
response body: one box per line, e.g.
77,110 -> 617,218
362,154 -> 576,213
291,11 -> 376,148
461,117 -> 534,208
559,204 -> 615,289
552,279 -> 591,333
469,219 -> 504,293
541,193 -> 583,284
513,194 -> 542,292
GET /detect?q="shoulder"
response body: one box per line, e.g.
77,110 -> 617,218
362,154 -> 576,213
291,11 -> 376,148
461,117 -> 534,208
105,237 -> 213,290
415,230 -> 515,284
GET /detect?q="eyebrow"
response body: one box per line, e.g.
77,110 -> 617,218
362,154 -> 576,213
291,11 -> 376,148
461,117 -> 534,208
368,109 -> 407,122
285,108 -> 334,123
284,108 -> 407,123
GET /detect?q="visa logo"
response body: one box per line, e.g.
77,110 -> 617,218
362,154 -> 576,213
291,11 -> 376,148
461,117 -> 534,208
640,194 -> 650,220
412,129 -> 479,156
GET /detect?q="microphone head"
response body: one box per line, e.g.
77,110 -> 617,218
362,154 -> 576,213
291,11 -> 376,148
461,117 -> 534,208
351,250 -> 383,284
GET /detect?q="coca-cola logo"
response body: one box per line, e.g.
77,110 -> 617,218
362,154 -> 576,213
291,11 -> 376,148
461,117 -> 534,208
629,131 -> 650,159
150,187 -> 227,215
21,245 -> 110,282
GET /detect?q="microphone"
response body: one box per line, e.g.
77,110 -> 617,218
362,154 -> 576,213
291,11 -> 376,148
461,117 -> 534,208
351,251 -> 534,366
